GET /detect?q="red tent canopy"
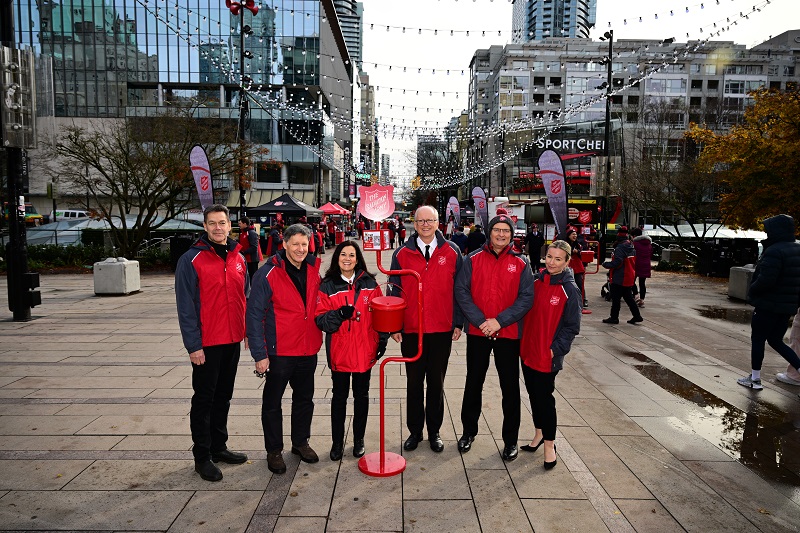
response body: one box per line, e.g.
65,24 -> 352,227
320,202 -> 344,215
332,203 -> 350,215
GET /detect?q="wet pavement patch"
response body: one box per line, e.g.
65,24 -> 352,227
696,305 -> 753,324
621,351 -> 800,491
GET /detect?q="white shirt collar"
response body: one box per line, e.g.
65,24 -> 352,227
416,236 -> 437,255
341,273 -> 356,284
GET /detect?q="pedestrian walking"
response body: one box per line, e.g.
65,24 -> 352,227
630,227 -> 652,308
454,212 -> 534,462
389,205 -> 464,453
247,224 -> 323,474
524,223 -> 545,268
238,216 -> 263,280
737,214 -> 800,390
316,241 -> 387,460
465,225 -> 486,254
175,204 -> 249,482
601,226 -> 643,325
520,240 -> 581,470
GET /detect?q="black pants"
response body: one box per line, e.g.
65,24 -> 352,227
247,261 -> 259,280
609,284 -> 642,321
330,369 -> 372,445
261,354 -> 317,452
750,308 -> 800,371
521,364 -> 559,441
461,335 -> 521,446
574,272 -> 585,300
632,277 -> 647,300
402,332 -> 452,437
190,342 -> 240,461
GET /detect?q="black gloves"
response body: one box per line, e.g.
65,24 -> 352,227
338,305 -> 356,320
376,339 -> 388,359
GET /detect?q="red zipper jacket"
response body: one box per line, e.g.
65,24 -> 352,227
316,270 -> 385,373
602,239 -> 636,287
520,269 -> 582,373
246,251 -> 322,361
175,235 -> 249,353
238,225 -> 263,263
388,231 -> 465,334
455,243 -> 534,340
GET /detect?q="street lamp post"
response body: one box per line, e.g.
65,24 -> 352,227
226,0 -> 259,219
599,30 -> 613,261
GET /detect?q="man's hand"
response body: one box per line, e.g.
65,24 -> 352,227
255,358 -> 270,374
391,332 -> 402,343
452,328 -> 462,341
479,318 -> 502,337
189,349 -> 205,366
243,337 -> 249,350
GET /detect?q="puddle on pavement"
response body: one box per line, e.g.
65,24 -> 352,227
621,351 -> 800,489
696,305 -> 753,324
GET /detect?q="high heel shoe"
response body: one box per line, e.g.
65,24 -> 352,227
544,445 -> 557,470
520,439 -> 543,453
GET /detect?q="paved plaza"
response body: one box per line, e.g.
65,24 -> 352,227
1,246 -> 799,532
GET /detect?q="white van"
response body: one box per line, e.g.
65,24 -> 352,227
50,209 -> 89,220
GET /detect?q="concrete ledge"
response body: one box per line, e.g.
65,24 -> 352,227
728,265 -> 755,300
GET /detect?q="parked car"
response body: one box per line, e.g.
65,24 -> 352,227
3,203 -> 43,226
50,209 -> 90,221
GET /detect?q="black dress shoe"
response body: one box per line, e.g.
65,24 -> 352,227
330,443 -> 343,461
457,434 -> 475,453
627,316 -> 644,324
520,439 -> 543,453
544,445 -> 558,470
267,451 -> 286,474
602,318 -> 619,324
195,459 -> 223,482
353,439 -> 365,458
403,433 -> 423,451
211,449 -> 248,464
429,433 -> 444,453
502,444 -> 519,462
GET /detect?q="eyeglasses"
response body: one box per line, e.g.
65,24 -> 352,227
416,219 -> 437,226
491,228 -> 512,234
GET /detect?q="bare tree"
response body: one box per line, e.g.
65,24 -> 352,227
43,104 -> 265,257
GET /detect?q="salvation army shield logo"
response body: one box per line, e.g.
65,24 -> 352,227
363,295 -> 369,304
550,295 -> 560,305
359,184 -> 395,222
438,256 -> 446,266
550,180 -> 562,195
236,262 -> 244,273
507,263 -> 517,273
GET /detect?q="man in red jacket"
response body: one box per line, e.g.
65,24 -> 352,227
175,204 -> 250,482
389,205 -> 464,453
454,212 -> 534,462
238,216 -> 263,280
247,224 -> 323,475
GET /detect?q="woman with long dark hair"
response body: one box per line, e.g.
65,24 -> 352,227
315,240 -> 387,460
520,240 -> 582,470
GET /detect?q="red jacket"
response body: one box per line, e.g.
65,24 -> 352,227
246,251 -> 322,361
388,232 -> 465,334
520,269 -> 582,373
238,226 -> 263,263
175,236 -> 249,353
316,270 -> 384,373
603,239 -> 636,287
455,243 -> 534,340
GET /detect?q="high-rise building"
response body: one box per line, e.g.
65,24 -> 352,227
12,0 -> 354,210
380,153 -> 390,183
334,1 -> 364,73
467,33 -> 799,199
512,0 -> 597,42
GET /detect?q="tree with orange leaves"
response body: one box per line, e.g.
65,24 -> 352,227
687,89 -> 800,230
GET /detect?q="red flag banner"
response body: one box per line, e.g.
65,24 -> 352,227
538,149 -> 568,237
190,145 -> 214,210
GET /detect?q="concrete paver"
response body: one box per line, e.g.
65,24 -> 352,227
1,248 -> 799,531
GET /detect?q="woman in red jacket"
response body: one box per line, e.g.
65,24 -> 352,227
316,241 -> 387,461
565,228 -> 586,305
520,240 -> 582,470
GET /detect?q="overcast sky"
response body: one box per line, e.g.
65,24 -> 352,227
359,0 -> 799,183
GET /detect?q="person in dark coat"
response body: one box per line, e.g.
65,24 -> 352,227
524,223 -> 545,268
601,227 -> 643,325
238,217 -> 263,280
630,227 -> 652,307
465,225 -> 486,254
451,225 -> 468,254
519,240 -> 582,470
737,214 -> 800,390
